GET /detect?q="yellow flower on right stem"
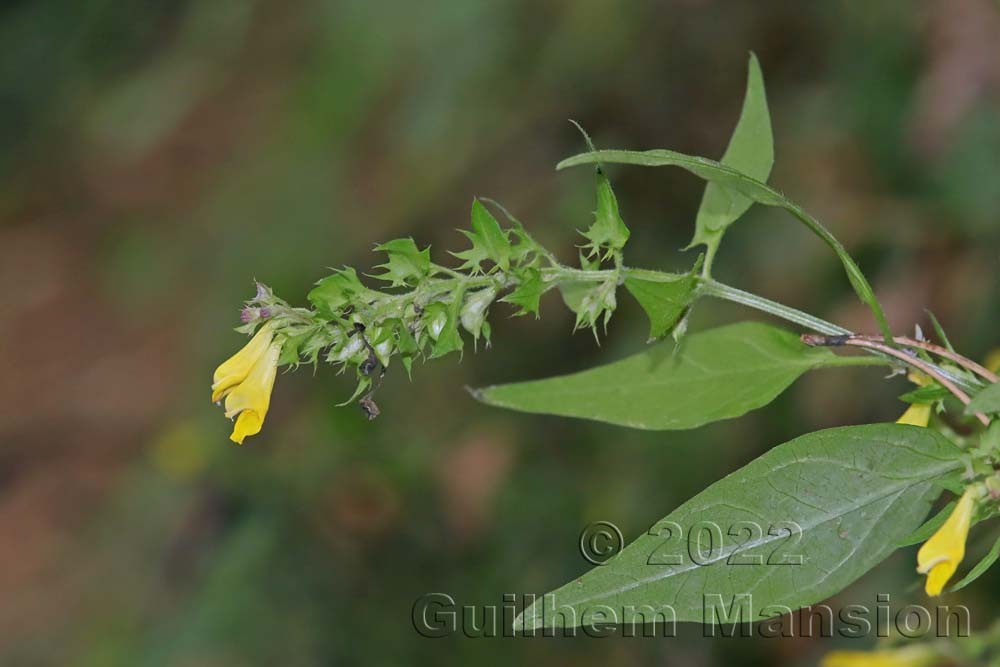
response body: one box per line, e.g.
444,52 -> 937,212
896,371 -> 932,427
896,403 -> 931,427
916,487 -> 977,596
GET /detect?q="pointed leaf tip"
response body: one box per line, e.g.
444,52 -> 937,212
690,51 -> 774,254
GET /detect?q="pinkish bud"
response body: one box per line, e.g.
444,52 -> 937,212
259,307 -> 272,319
240,307 -> 259,323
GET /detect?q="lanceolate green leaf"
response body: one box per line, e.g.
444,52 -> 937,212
557,149 -> 892,339
473,321 -> 882,430
691,53 -> 773,257
514,424 -> 962,631
966,382 -> 1000,416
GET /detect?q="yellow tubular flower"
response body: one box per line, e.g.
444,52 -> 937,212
896,370 -> 932,427
211,322 -> 275,403
896,403 -> 931,427
821,646 -> 937,667
917,488 -> 977,596
222,339 -> 282,444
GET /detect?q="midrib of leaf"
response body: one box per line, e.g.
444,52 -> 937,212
556,460 -> 955,611
523,368 -> 798,397
500,355 -> 869,396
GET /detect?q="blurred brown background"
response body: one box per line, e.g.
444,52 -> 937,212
1,0 -> 998,665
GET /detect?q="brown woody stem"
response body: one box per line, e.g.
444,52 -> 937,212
802,334 -> 991,427
856,335 -> 999,385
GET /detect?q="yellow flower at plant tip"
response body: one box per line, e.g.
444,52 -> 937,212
211,322 -> 283,444
212,321 -> 275,402
821,645 -> 937,667
917,487 -> 978,596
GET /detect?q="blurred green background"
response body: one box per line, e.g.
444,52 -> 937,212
1,1 -> 998,665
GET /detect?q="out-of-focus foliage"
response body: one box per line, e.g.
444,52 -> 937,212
1,1 -> 998,665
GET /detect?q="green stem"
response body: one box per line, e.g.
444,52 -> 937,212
700,237 -> 719,279
543,266 -> 612,282
698,278 -> 979,394
583,267 -> 975,392
698,279 -> 850,336
547,265 -> 849,335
